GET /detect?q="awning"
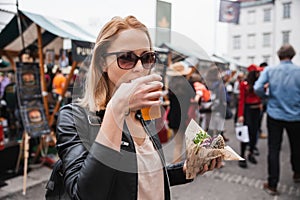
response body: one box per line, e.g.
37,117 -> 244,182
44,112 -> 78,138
22,10 -> 95,42
160,42 -> 212,63
0,8 -> 15,33
0,10 -> 96,62
210,55 -> 229,65
213,54 -> 247,70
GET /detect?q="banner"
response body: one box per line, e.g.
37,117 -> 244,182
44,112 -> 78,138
71,40 -> 94,62
16,62 -> 42,104
155,0 -> 172,46
16,62 -> 50,137
20,100 -> 51,138
219,0 -> 241,24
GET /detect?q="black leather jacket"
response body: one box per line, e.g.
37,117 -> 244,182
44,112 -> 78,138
56,103 -> 192,200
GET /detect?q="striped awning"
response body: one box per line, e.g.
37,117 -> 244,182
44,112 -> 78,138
0,10 -> 95,59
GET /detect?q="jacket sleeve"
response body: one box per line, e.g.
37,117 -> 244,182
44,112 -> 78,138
167,161 -> 193,186
254,69 -> 269,98
56,104 -> 123,200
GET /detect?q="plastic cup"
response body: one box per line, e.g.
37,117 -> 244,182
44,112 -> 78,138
141,73 -> 163,120
141,104 -> 161,120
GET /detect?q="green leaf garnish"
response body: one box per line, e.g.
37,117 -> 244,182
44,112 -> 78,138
193,130 -> 210,145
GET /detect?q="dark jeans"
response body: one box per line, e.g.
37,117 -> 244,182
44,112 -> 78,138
258,110 -> 264,134
240,104 -> 260,158
267,115 -> 300,188
258,103 -> 267,134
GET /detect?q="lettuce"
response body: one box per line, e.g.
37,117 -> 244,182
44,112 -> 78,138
193,130 -> 210,145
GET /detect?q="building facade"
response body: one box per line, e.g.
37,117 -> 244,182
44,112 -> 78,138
227,0 -> 300,66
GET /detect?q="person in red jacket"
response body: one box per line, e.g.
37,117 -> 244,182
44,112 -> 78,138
238,64 -> 263,168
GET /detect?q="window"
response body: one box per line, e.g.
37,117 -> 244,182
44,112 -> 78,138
248,56 -> 255,64
262,55 -> 270,64
263,9 -> 271,22
248,10 -> 256,24
247,34 -> 255,48
233,57 -> 240,61
263,33 -> 271,47
283,2 -> 291,19
282,31 -> 290,44
233,35 -> 241,49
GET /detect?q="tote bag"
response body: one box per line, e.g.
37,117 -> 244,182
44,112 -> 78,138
235,125 -> 249,143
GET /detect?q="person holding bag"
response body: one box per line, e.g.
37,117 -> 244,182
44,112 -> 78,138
237,64 -> 262,168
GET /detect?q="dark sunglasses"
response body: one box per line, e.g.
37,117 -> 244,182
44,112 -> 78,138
104,51 -> 157,70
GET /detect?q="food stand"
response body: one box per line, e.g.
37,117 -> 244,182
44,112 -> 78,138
0,9 -> 95,194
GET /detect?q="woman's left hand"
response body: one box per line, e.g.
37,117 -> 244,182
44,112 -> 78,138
183,157 -> 223,176
198,157 -> 223,175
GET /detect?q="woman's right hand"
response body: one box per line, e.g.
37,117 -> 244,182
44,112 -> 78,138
110,74 -> 163,115
97,74 -> 163,151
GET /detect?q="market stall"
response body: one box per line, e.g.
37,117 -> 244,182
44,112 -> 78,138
0,9 -> 95,194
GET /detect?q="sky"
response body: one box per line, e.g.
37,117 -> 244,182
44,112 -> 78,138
2,0 -> 228,56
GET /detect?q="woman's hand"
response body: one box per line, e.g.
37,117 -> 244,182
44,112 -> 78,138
110,74 -> 163,115
98,74 -> 163,151
198,157 -> 223,175
183,157 -> 223,176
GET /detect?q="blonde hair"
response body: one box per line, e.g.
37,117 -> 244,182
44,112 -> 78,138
79,16 -> 152,112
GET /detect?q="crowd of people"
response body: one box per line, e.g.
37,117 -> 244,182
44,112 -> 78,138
160,44 -> 300,197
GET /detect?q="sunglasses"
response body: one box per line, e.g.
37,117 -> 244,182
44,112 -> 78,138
104,51 -> 157,70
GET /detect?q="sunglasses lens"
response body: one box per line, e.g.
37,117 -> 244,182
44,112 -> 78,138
141,52 -> 156,69
117,52 -> 137,69
116,51 -> 156,69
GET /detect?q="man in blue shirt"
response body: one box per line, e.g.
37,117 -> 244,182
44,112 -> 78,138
254,44 -> 300,196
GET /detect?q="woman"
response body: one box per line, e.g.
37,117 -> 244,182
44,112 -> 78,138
238,64 -> 262,168
55,16 -> 222,199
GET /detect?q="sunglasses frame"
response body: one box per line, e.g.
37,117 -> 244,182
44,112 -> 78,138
104,51 -> 157,70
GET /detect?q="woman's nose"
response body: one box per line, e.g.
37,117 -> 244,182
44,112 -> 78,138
133,59 -> 143,72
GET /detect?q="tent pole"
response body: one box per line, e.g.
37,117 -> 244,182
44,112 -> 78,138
22,131 -> 30,195
48,61 -> 77,127
16,0 -> 25,51
36,25 -> 50,120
